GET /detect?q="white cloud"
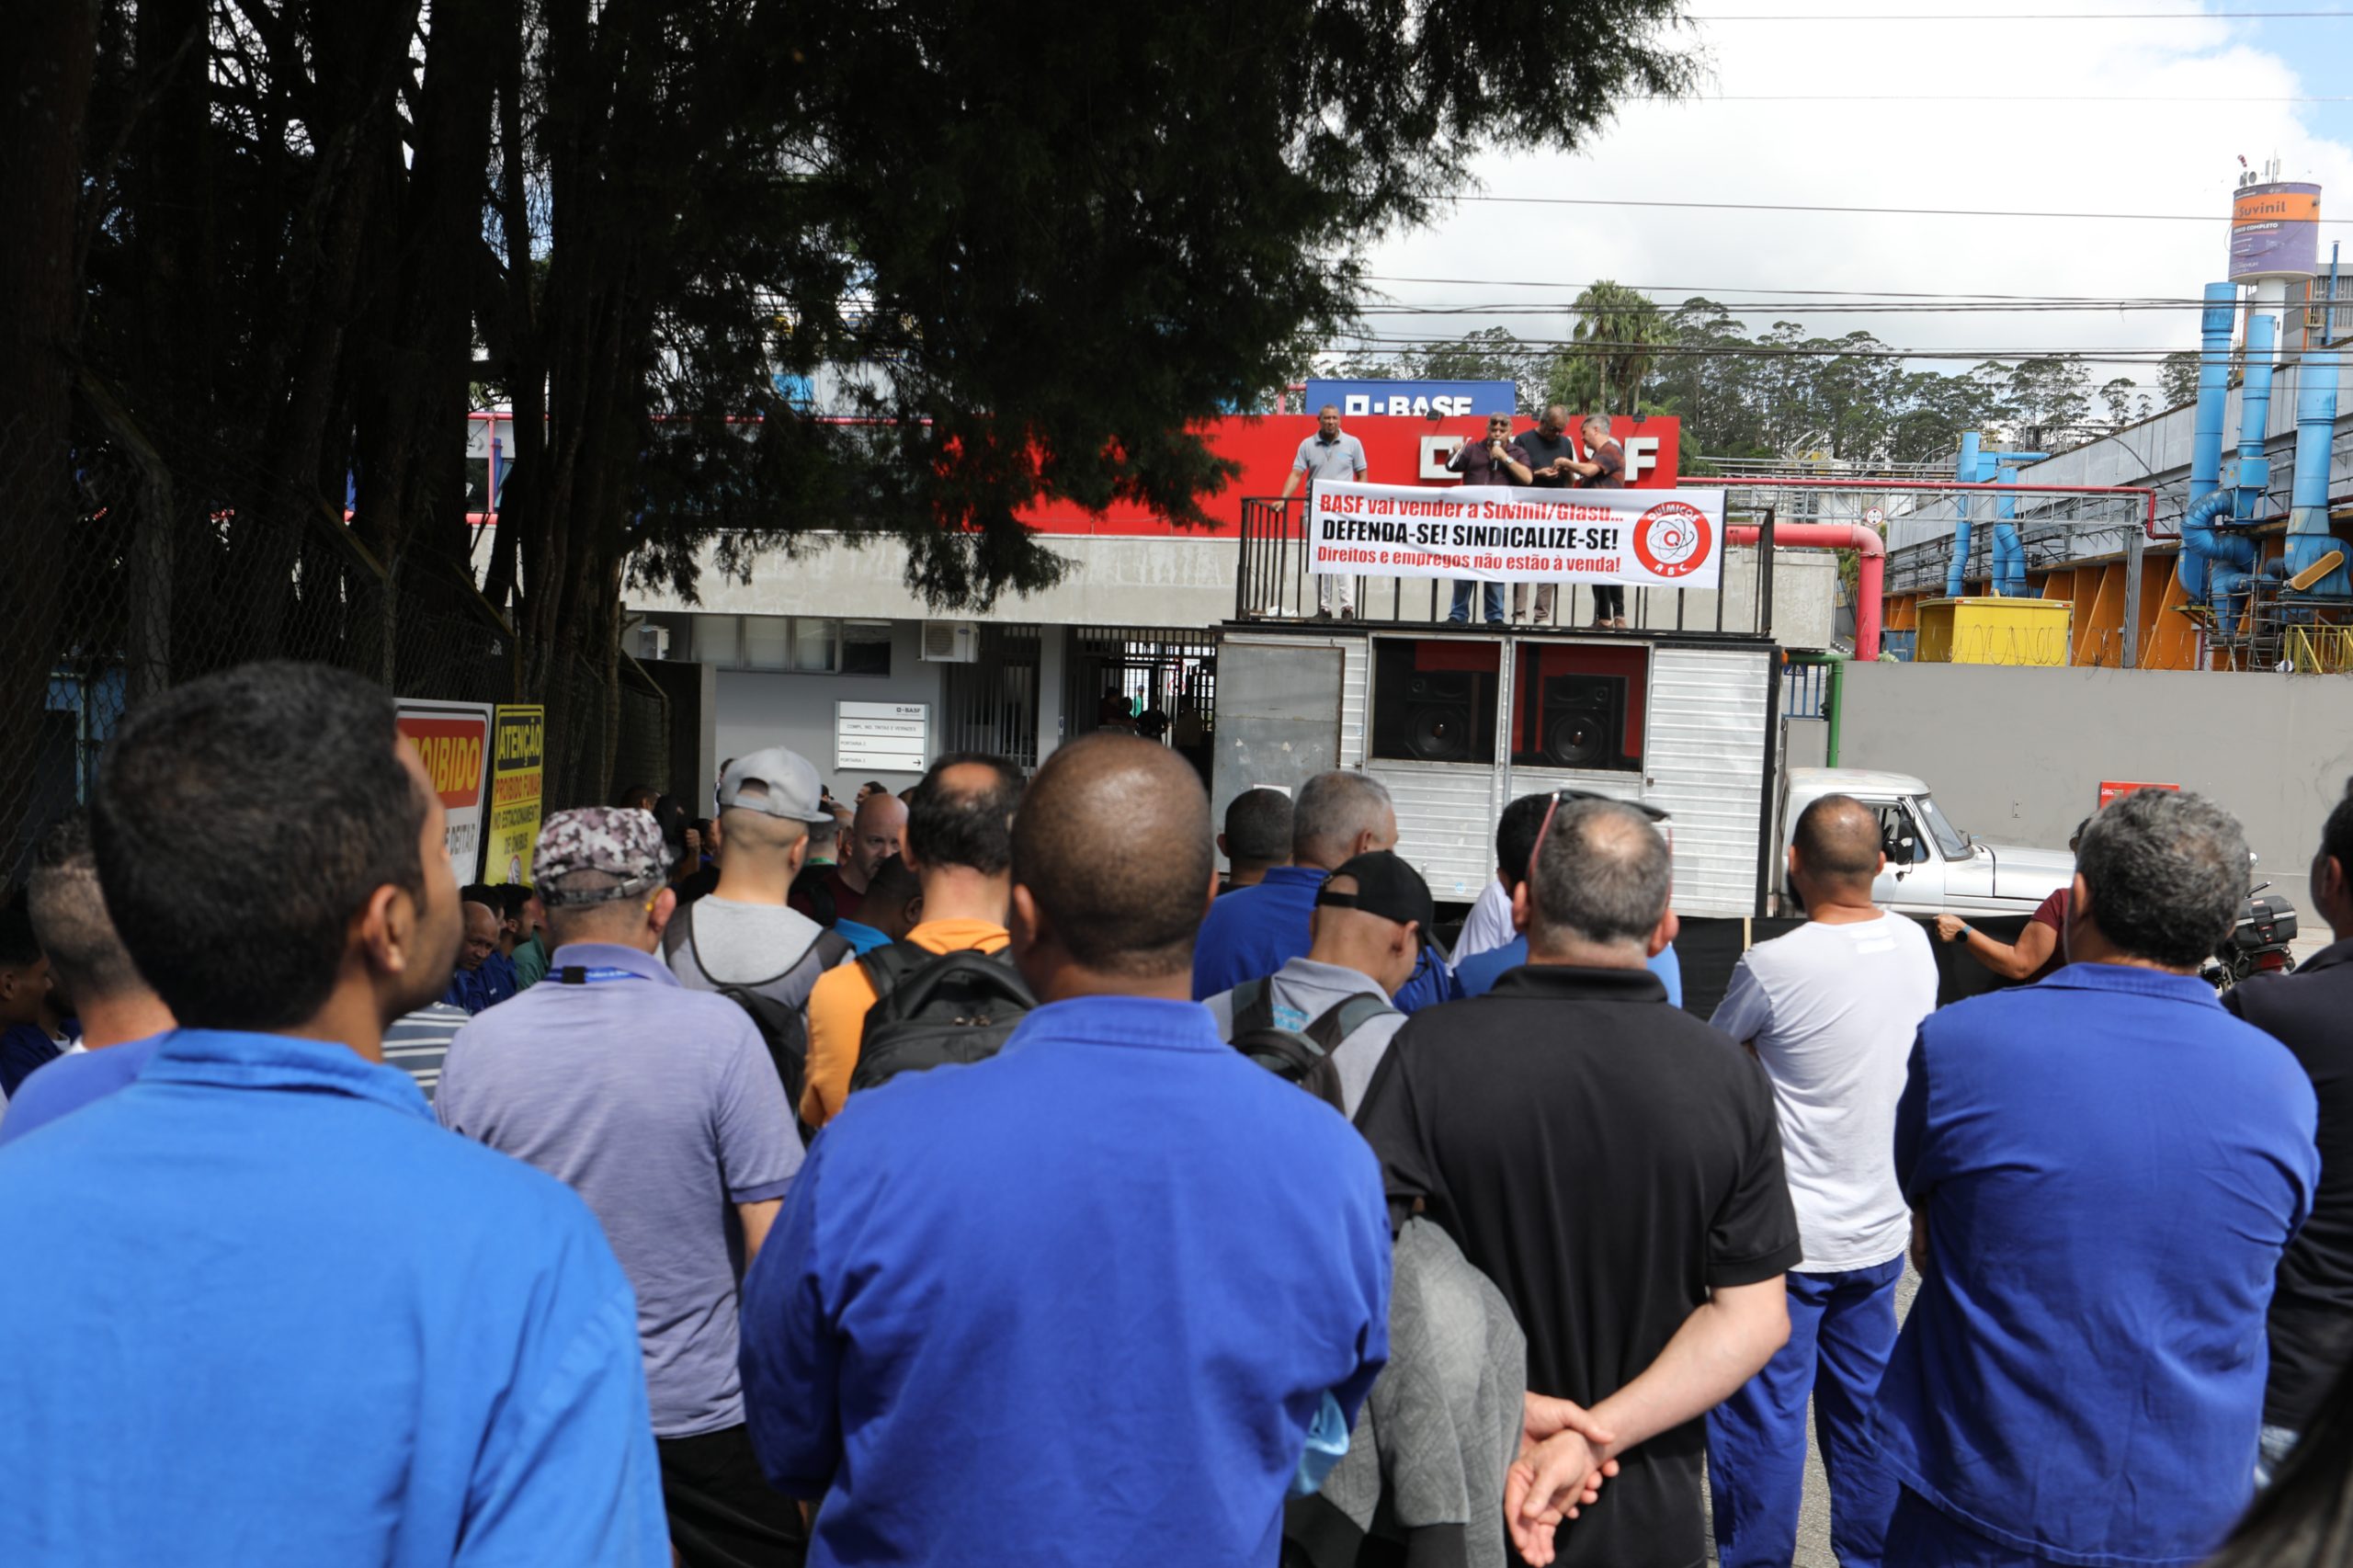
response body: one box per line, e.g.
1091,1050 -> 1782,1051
1356,2 -> 2353,388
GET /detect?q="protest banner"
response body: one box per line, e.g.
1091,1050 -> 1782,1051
1306,480 -> 1723,590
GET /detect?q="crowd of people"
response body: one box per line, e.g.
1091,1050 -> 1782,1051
0,656 -> 2349,1568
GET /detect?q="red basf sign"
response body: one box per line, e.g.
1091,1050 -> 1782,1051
1016,413 -> 1682,538
2097,780 -> 2178,810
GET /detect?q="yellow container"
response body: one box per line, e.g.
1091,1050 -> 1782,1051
1915,597 -> 2072,666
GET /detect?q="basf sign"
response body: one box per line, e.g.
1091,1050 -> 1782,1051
1304,379 -> 1518,419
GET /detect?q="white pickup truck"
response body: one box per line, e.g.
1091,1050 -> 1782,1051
1774,767 -> 2076,919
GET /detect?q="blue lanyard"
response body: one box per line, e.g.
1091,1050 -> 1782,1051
553,965 -> 652,986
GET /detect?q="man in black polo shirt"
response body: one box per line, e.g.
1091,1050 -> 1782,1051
1358,796 -> 1798,1567
2224,781 -> 2353,1481
1513,404 -> 1580,626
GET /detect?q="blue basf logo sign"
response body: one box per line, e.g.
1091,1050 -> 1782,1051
1304,379 -> 1518,418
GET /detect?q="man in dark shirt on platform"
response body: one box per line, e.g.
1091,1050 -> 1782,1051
1359,796 -> 1798,1567
2226,782 -> 2353,1482
1513,404 -> 1580,626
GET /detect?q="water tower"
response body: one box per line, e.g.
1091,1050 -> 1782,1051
2230,158 -> 2321,352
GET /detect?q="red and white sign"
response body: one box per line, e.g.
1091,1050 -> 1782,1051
1306,480 -> 1723,589
2097,780 -> 2177,810
398,699 -> 494,883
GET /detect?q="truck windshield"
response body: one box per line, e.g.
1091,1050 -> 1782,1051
1915,796 -> 1972,859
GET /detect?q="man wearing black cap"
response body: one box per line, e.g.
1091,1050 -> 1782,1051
1205,849 -> 1427,1117
439,805 -> 808,1568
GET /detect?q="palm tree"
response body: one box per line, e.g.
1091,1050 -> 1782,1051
1549,279 -> 1668,416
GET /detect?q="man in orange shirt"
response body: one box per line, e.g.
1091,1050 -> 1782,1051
801,754 -> 1024,1128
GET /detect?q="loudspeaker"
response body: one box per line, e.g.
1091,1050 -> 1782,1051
1404,672 -> 1476,762
1542,674 -> 1629,769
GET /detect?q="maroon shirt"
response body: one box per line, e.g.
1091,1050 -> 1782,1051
2026,888 -> 2070,983
788,865 -> 867,926
1586,438 -> 1627,488
1447,436 -> 1529,487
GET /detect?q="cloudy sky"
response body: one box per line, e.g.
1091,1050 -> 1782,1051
1352,2 -> 2353,391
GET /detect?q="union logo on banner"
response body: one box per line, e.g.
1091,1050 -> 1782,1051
1632,500 -> 1713,580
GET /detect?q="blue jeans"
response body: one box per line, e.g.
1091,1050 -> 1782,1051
1708,1256 -> 1904,1567
1448,580 -> 1504,623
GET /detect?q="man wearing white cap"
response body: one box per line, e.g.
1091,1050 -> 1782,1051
666,746 -> 852,1013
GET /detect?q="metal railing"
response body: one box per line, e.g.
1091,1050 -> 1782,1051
1234,494 -> 1783,641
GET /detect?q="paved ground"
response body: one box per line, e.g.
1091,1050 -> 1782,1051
1699,1264 -> 1920,1566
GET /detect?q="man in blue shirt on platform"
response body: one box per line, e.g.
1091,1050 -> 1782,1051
0,662 -> 666,1567
1451,791 -> 1682,1006
741,733 -> 1392,1567
1871,788 -> 2318,1568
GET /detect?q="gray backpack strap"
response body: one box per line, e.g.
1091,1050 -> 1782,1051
1304,994 -> 1397,1051
1229,977 -> 1275,1038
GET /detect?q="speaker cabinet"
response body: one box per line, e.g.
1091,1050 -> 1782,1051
1541,674 -> 1630,769
1403,672 -> 1477,761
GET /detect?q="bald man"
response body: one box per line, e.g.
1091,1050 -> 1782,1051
740,735 -> 1391,1566
442,899 -> 517,1015
1703,794 -> 1938,1568
791,790 -> 905,927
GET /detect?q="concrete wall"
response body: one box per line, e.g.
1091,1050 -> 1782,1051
710,621 -> 945,799
1840,662 -> 2353,912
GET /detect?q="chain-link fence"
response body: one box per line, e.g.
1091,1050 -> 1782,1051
1,408 -> 668,881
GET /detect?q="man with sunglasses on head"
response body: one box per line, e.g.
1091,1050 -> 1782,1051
1445,414 -> 1532,626
1358,796 -> 1798,1568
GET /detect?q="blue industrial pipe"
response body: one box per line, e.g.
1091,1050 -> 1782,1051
1990,461 -> 2025,596
1947,431 -> 1981,597
2179,283 -> 2240,605
2197,312 -> 2278,635
2285,351 -> 2348,597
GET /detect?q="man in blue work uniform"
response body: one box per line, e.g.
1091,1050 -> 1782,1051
740,734 -> 1392,1566
1872,788 -> 2318,1567
0,662 -> 666,1566
1196,769 -> 1404,1000
1451,791 -> 1682,1006
0,812 -> 176,1144
441,806 -> 807,1568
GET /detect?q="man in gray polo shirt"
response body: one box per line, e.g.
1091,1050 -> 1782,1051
1280,403 -> 1370,619
438,807 -> 805,1568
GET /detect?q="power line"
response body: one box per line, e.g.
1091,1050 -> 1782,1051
1628,91 -> 2353,101
1688,9 -> 2353,18
1359,275 -> 2228,301
1454,193 -> 2347,222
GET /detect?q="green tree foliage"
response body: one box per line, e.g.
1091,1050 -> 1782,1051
1550,280 -> 1669,416
2159,349 -> 2201,409
28,0 -> 1697,802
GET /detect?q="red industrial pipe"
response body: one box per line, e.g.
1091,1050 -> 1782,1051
1727,522 -> 1884,664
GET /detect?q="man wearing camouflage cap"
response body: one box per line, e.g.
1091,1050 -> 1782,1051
438,806 -> 808,1568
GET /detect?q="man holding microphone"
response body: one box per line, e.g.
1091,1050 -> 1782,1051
1446,413 -> 1532,626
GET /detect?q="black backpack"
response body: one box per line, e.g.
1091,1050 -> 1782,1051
1226,978 -> 1396,1113
718,984 -> 823,1142
847,943 -> 1038,1096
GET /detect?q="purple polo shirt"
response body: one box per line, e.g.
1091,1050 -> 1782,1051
437,941 -> 801,1437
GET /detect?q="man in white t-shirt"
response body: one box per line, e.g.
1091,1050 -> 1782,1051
1705,793 -> 1937,1568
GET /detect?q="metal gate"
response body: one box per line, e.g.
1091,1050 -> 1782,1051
939,623 -> 1042,770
